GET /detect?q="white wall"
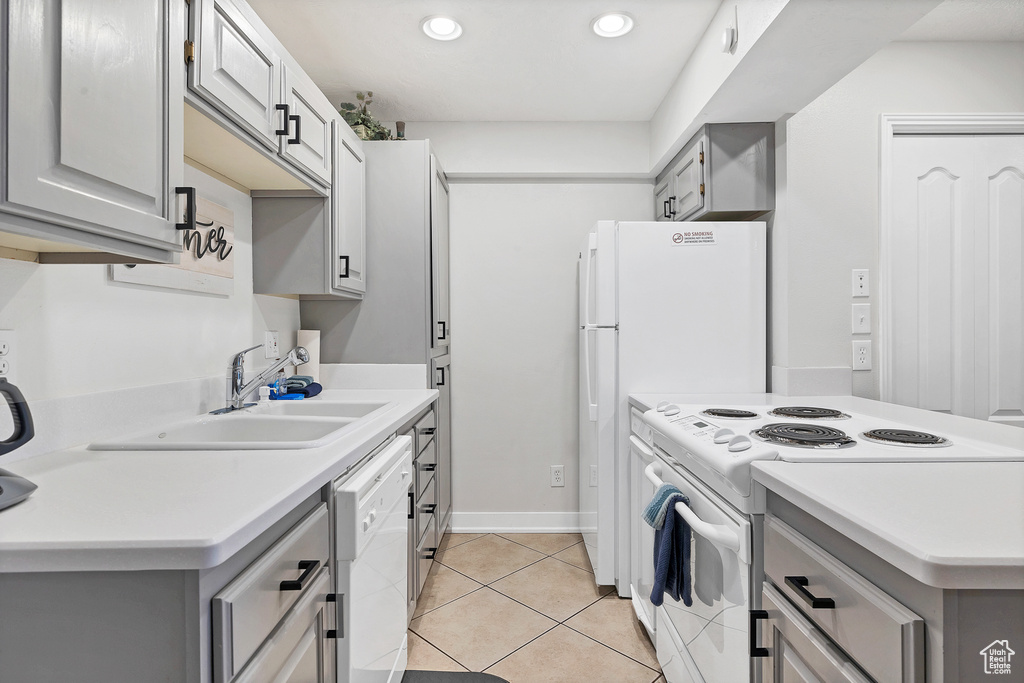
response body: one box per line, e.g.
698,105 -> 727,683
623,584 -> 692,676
774,41 -> 1024,398
448,182 -> 652,528
0,165 -> 300,401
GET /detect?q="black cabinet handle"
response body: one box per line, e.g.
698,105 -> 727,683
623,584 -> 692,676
175,187 -> 196,230
338,254 -> 350,278
420,547 -> 437,561
668,196 -> 677,216
785,576 -> 836,609
749,610 -> 769,658
436,366 -> 446,387
421,503 -> 437,514
280,559 -> 320,591
418,427 -> 436,436
408,491 -> 415,520
437,321 -> 447,341
288,114 -> 301,144
325,593 -> 343,639
420,463 -> 437,472
275,104 -> 290,136
662,199 -> 670,219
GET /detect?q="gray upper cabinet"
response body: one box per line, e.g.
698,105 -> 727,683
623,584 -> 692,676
1,0 -> 185,262
656,123 -> 775,222
332,127 -> 366,296
189,0 -> 335,189
191,0 -> 281,151
430,156 -> 451,354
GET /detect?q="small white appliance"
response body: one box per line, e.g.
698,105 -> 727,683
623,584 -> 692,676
578,221 -> 767,595
334,435 -> 413,683
636,394 -> 1024,683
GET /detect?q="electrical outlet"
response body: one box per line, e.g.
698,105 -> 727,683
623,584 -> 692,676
0,330 -> 14,383
590,465 -> 598,487
550,465 -> 565,487
852,269 -> 869,297
852,340 -> 872,370
264,330 -> 280,359
852,303 -> 871,334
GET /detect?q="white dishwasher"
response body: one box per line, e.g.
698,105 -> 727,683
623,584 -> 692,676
334,435 -> 413,683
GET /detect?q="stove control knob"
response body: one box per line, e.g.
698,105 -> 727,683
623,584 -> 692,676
663,404 -> 680,416
656,402 -> 671,412
728,435 -> 752,452
713,428 -> 735,444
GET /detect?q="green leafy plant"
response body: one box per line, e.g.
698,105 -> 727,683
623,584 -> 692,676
338,91 -> 392,140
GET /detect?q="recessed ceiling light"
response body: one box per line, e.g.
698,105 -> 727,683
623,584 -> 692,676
422,15 -> 463,41
591,12 -> 634,38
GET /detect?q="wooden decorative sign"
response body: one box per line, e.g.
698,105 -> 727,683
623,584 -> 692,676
109,196 -> 235,295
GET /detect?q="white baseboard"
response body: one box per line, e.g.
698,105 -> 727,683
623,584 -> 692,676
772,366 -> 852,396
450,511 -> 581,534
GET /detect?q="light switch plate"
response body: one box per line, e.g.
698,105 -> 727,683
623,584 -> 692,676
852,304 -> 871,333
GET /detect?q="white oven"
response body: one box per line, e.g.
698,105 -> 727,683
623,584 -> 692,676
629,406 -> 658,639
646,446 -> 755,683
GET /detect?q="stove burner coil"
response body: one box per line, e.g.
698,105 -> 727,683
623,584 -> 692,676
752,423 -> 857,449
768,406 -> 850,420
701,408 -> 759,419
860,429 -> 951,448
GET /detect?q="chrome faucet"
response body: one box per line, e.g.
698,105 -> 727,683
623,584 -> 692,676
213,345 -> 311,414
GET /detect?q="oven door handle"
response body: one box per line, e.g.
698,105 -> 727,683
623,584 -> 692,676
644,462 -> 742,554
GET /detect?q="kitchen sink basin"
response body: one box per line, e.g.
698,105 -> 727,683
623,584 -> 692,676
255,400 -> 391,419
89,414 -> 359,451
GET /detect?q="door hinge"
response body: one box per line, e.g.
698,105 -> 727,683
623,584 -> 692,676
699,183 -> 705,195
699,151 -> 704,164
184,40 -> 195,65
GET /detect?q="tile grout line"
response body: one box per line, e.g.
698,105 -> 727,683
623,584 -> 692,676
561,622 -> 663,675
407,628 -> 475,673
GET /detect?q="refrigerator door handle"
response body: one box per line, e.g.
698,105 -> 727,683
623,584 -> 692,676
581,232 -> 598,328
582,327 -> 598,421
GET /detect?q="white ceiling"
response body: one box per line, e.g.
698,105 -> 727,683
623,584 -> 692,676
246,0 -> 722,122
899,0 -> 1024,41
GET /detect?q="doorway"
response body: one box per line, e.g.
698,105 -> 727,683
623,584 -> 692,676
880,115 -> 1024,427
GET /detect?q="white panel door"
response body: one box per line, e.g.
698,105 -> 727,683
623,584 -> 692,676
333,128 -> 366,295
280,64 -> 332,185
430,155 -> 451,352
889,135 -> 1024,426
671,140 -> 705,221
4,0 -> 182,251
193,0 -> 281,151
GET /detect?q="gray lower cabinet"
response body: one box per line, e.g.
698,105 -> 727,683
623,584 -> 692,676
1,0 -> 185,262
432,355 -> 452,532
0,492 -> 334,683
656,123 -> 775,222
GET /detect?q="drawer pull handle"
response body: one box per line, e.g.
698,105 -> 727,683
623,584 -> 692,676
408,491 -> 415,520
420,463 -> 437,472
784,576 -> 836,609
421,503 -> 437,514
749,610 -> 769,658
419,427 -> 436,436
420,547 -> 437,561
280,560 -> 320,591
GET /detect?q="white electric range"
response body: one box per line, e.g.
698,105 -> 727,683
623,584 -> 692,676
628,393 -> 1024,683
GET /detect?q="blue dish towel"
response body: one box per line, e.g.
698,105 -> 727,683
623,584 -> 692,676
294,382 -> 322,398
650,492 -> 692,607
643,483 -> 683,530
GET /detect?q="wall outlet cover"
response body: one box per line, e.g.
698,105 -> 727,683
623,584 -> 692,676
852,269 -> 869,297
550,465 -> 565,487
0,331 -> 14,384
852,340 -> 872,371
264,330 -> 280,359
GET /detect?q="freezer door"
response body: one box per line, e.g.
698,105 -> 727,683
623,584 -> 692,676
579,222 -> 617,328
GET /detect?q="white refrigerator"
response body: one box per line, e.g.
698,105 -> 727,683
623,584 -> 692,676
578,221 -> 766,595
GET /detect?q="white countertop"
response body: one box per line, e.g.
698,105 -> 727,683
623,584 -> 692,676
0,389 -> 436,573
753,460 -> 1024,589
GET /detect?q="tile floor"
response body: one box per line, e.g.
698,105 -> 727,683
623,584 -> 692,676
408,532 -> 664,682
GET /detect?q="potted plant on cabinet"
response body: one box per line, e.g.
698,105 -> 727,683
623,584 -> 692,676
339,91 -> 393,140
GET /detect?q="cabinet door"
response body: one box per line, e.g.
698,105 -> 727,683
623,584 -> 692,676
654,176 -> 672,221
192,0 -> 281,151
280,64 -> 332,186
432,357 -> 452,532
234,568 -> 334,683
430,155 -> 451,352
759,583 -> 872,683
671,139 -> 705,221
332,127 -> 366,295
4,0 -> 182,252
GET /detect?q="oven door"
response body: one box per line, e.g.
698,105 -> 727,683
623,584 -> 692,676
649,449 -> 752,683
630,434 -> 658,639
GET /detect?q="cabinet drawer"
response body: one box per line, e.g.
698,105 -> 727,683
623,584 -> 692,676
416,515 -> 438,595
415,439 -> 437,498
233,567 -> 333,683
213,504 -> 330,682
414,410 -> 436,454
764,517 -> 924,683
416,475 -> 437,545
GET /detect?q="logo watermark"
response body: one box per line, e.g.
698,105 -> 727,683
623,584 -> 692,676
980,639 -> 1015,675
